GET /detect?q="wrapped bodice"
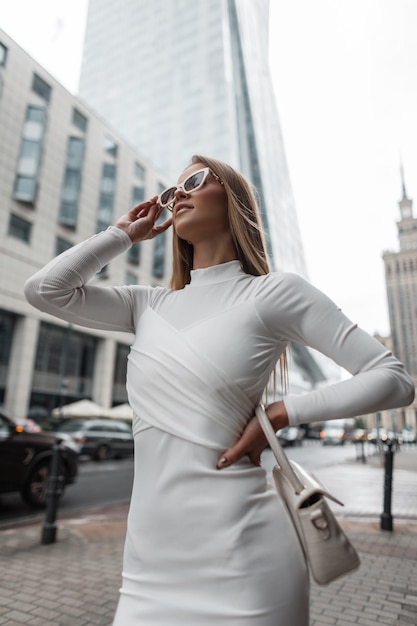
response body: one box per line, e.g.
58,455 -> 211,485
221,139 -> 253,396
127,302 -> 280,449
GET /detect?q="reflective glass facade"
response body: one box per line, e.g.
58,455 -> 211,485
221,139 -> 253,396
79,0 -> 307,275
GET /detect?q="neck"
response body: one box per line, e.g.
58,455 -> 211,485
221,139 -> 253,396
192,237 -> 238,269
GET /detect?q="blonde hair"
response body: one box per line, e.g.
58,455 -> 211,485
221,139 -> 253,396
168,154 -> 287,391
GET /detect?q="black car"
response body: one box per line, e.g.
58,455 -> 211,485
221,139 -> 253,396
0,410 -> 79,508
56,419 -> 134,461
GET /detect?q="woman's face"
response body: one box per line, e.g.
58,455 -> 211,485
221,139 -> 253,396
171,162 -> 229,244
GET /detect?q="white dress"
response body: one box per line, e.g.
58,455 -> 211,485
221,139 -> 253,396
24,227 -> 414,626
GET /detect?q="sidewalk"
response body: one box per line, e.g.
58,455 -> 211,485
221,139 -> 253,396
1,450 -> 416,626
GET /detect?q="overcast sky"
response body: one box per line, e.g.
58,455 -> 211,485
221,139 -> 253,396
1,0 -> 416,337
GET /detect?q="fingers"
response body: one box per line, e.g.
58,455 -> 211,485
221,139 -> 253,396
128,196 -> 158,217
216,438 -> 259,469
133,196 -> 158,211
216,450 -> 235,469
153,216 -> 173,233
217,446 -> 262,469
217,416 -> 267,470
115,194 -> 171,245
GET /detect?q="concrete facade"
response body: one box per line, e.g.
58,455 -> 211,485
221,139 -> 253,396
0,30 -> 172,420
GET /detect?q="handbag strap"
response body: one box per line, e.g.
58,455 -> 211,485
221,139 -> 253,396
255,404 -> 304,494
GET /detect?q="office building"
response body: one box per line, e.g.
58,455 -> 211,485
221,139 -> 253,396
0,29 -> 172,419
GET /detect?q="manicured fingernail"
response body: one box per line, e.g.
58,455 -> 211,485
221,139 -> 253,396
217,456 -> 228,468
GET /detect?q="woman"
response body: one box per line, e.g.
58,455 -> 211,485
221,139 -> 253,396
25,155 -> 414,625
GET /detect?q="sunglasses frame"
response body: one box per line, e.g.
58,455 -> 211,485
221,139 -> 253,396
158,167 -> 223,211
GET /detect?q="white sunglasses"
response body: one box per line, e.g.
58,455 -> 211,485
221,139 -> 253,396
158,167 -> 223,211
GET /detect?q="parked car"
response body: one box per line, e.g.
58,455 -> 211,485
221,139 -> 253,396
401,428 -> 416,444
13,417 -> 43,433
302,425 -> 322,440
56,419 -> 134,461
320,422 -> 346,445
277,426 -> 304,447
0,410 -> 79,508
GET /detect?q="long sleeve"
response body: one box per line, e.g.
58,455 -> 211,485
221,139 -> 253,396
24,227 -> 150,333
255,272 -> 415,425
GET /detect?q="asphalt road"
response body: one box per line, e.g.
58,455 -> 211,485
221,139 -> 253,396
0,456 -> 134,529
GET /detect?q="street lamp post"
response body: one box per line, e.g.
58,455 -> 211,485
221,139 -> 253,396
41,438 -> 63,544
380,440 -> 394,531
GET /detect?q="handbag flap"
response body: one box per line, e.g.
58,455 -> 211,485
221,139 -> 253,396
273,461 -> 344,508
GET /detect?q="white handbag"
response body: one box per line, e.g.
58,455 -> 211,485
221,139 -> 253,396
256,404 -> 360,585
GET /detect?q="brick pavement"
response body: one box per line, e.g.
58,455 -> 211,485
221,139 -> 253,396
0,507 -> 127,626
310,520 -> 417,626
1,450 -> 416,626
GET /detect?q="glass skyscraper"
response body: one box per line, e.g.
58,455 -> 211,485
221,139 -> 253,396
79,0 -> 326,388
79,0 -> 307,275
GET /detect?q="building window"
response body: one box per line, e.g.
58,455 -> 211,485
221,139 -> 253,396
72,108 -> 88,133
32,73 -> 52,103
32,322 -> 96,399
131,185 -> 145,205
0,42 -> 8,66
113,343 -> 130,404
26,105 -> 46,126
97,162 -> 117,231
134,161 -> 145,181
151,182 -> 167,279
152,212 -> 167,279
15,176 -> 37,201
104,136 -> 118,158
0,310 -> 16,392
55,237 -> 73,256
14,105 -> 47,204
128,243 -> 141,266
8,213 -> 32,243
58,136 -> 85,228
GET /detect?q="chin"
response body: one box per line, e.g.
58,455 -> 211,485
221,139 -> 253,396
173,221 -> 196,243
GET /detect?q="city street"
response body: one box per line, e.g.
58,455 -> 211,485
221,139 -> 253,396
2,441 -> 415,529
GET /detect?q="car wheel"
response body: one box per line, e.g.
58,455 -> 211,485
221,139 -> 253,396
94,444 -> 111,461
21,460 -> 66,509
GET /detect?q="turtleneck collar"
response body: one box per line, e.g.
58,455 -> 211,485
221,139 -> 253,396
188,260 -> 246,287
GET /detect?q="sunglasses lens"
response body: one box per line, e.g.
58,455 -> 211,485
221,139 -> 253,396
159,187 -> 176,207
184,170 -> 206,192
160,170 -> 208,209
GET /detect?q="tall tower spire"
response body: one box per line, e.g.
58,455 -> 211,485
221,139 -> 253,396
398,159 -> 413,221
400,159 -> 408,200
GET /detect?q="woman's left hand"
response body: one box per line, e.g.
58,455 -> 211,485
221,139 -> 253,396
217,401 -> 289,469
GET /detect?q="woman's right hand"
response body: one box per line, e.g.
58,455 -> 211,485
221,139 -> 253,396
114,196 -> 172,243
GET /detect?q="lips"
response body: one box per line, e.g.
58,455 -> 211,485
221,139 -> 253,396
174,203 -> 193,216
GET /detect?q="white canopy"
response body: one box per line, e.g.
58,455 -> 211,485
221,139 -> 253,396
105,403 -> 134,421
52,399 -> 107,419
